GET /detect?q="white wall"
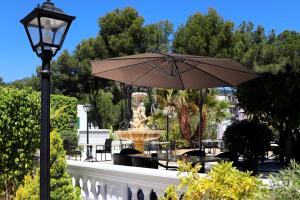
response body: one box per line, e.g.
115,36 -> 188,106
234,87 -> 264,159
77,104 -> 110,145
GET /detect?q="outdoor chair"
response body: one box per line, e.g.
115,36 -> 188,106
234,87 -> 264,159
192,140 -> 203,150
120,148 -> 141,155
145,142 -> 160,154
215,151 -> 239,166
96,139 -> 112,161
113,153 -> 132,166
131,157 -> 158,169
181,150 -> 206,173
169,140 -> 177,156
182,149 -> 206,157
119,139 -> 133,150
63,140 -> 82,161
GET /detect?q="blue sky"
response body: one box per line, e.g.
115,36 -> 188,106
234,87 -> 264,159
1,0 -> 299,83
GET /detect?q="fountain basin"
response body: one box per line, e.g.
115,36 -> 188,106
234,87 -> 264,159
116,128 -> 163,152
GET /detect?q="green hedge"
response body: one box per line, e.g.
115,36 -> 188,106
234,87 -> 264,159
0,87 -> 40,197
50,94 -> 78,132
0,87 -> 78,198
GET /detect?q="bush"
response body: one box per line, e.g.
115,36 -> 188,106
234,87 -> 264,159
16,130 -> 80,200
269,160 -> 300,200
50,94 -> 78,132
223,119 -> 273,173
161,161 -> 269,200
0,87 -> 40,198
59,129 -> 79,150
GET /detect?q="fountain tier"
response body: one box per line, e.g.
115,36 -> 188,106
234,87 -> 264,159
115,92 -> 163,152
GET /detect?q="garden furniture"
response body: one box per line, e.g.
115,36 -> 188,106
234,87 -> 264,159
96,139 -> 112,161
63,140 -> 82,161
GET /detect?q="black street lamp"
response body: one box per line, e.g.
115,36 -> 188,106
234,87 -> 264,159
83,103 -> 96,161
20,1 -> 75,200
163,106 -> 176,142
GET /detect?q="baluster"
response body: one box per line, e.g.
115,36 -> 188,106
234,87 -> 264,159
142,188 -> 152,200
82,176 -> 90,199
90,178 -> 98,200
130,186 -> 139,200
154,189 -> 165,200
98,181 -> 106,200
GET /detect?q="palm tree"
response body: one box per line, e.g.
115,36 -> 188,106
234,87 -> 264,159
156,90 -> 198,143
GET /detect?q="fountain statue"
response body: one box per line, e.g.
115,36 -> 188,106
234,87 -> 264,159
115,92 -> 163,152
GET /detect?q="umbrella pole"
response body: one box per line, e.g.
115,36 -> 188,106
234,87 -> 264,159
198,89 -> 203,150
198,88 -> 207,150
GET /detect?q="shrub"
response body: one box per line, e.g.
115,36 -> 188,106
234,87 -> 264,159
50,94 -> 78,132
223,119 -> 273,173
59,129 -> 79,150
161,161 -> 269,200
0,87 -> 40,198
269,160 -> 300,199
16,130 -> 81,200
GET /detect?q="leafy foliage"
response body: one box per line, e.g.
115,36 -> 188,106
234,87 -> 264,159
0,87 -> 40,199
0,86 -> 78,198
155,89 -> 230,145
147,110 -> 181,141
223,120 -> 273,160
16,130 -> 81,200
269,160 -> 300,200
161,161 -> 269,200
236,70 -> 300,162
59,129 -> 78,150
173,8 -> 234,57
50,94 -> 78,132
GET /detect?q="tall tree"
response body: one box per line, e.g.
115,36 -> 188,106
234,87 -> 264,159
0,77 -> 5,86
173,8 -> 234,57
143,20 -> 173,52
236,67 -> 300,163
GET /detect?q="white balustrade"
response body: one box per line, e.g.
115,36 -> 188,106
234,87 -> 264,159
67,160 -> 181,200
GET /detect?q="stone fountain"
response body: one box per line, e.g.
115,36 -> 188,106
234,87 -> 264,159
115,92 -> 163,152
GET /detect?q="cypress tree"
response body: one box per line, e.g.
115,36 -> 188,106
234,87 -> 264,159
16,130 -> 80,200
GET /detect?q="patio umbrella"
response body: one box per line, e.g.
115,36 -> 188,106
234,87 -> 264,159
91,52 -> 258,147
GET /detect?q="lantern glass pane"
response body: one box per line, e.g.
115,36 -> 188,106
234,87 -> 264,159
40,17 -> 67,45
28,18 -> 40,46
53,22 -> 67,46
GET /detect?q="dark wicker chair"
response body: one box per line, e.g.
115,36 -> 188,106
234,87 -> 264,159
181,150 -> 206,173
96,139 -> 112,161
63,140 -> 81,161
216,151 -> 239,166
182,150 -> 206,157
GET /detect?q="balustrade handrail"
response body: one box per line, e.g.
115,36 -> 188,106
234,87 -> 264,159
67,160 -> 271,200
67,160 -> 186,199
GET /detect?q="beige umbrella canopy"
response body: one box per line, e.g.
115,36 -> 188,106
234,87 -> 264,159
91,52 -> 258,148
91,52 -> 257,89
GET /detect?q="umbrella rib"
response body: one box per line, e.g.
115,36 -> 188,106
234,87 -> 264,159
92,58 -> 163,75
156,52 -> 232,60
157,52 -> 253,74
181,58 -> 254,74
144,60 -> 175,79
179,60 -> 235,87
173,61 -> 185,89
132,59 -> 170,85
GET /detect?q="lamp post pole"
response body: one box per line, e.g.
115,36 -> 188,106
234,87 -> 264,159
20,1 -> 75,199
83,103 -> 94,161
86,111 -> 90,158
40,50 -> 52,199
